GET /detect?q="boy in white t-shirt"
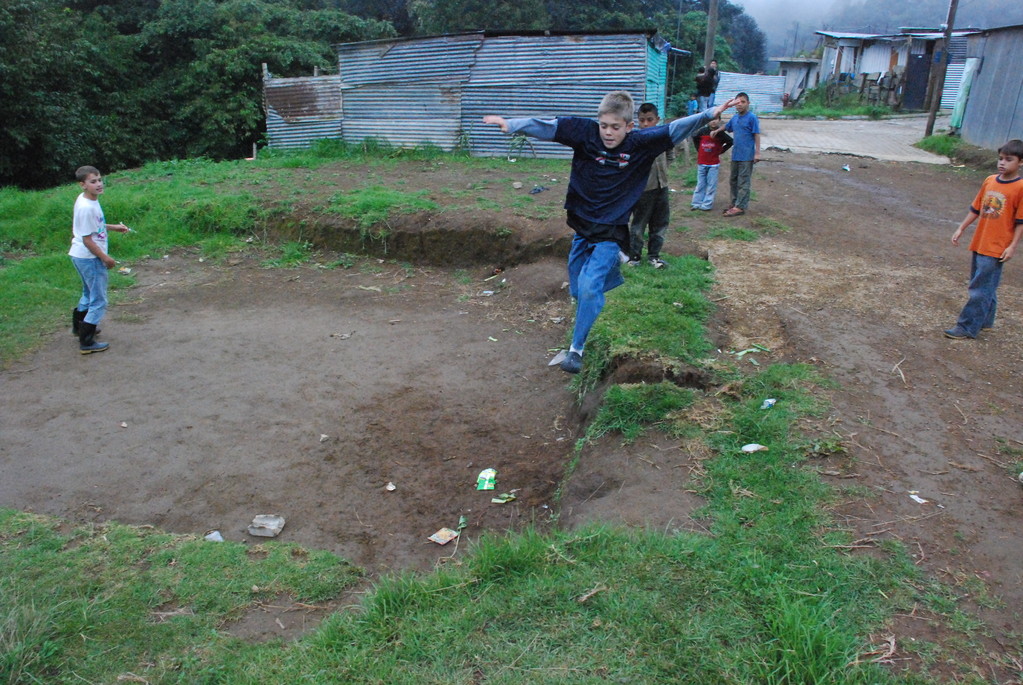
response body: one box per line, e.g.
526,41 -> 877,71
68,166 -> 129,354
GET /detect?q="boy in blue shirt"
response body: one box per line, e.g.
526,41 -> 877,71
723,92 -> 761,217
483,91 -> 737,374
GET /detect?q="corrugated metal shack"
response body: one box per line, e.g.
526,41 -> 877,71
716,71 -> 785,114
263,69 -> 343,150
264,30 -> 669,157
959,24 -> 1023,151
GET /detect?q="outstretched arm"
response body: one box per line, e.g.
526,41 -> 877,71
482,116 -> 557,141
667,96 -> 741,145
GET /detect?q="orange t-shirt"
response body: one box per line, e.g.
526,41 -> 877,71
968,175 -> 1023,258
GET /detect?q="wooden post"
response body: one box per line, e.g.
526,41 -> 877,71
704,0 -> 718,66
925,0 -> 960,137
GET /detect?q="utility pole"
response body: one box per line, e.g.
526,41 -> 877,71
925,0 -> 959,137
704,0 -> 718,66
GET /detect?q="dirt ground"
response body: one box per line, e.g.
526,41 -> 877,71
2,134 -> 1022,678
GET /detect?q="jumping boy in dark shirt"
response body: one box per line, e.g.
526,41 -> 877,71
483,91 -> 737,374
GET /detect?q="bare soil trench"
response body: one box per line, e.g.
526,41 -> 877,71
2,149 -> 1022,678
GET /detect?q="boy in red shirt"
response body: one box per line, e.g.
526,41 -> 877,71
945,139 -> 1023,339
690,117 -> 732,212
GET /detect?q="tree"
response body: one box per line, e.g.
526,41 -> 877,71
727,12 -> 765,73
0,0 -> 396,188
408,0 -> 548,34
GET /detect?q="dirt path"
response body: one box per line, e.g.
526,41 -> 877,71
2,124 -> 1022,677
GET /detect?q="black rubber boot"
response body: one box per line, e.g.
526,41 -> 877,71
72,308 -> 86,336
79,322 -> 109,354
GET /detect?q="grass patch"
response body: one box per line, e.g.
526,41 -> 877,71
0,511 -> 361,683
319,185 -> 438,239
708,225 -> 760,241
261,240 -> 313,268
785,89 -> 893,120
916,134 -> 963,159
587,382 -> 695,442
573,254 -> 715,393
917,134 -> 998,171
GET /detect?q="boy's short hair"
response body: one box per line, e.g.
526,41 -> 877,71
598,91 -> 635,122
638,102 -> 659,116
736,92 -> 750,101
76,166 -> 100,182
998,139 -> 1023,159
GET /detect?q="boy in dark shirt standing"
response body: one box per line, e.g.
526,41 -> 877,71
628,102 -> 675,269
483,91 -> 737,374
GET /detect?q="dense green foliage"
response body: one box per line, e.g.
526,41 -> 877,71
0,0 -> 394,189
2,0 -> 767,190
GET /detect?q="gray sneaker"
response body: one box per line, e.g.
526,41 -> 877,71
648,257 -> 666,269
943,326 -> 972,340
560,351 -> 583,374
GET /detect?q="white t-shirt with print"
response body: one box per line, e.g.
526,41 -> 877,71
68,193 -> 107,259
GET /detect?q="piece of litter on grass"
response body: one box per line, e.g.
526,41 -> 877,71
512,181 -> 523,189
741,443 -> 768,453
760,399 -> 777,409
842,165 -> 851,171
488,336 -> 498,342
247,514 -> 285,538
548,349 -> 568,366
734,348 -> 758,359
330,331 -> 354,339
457,515 -> 469,530
118,267 -> 132,275
385,482 -> 396,492
550,316 -> 565,324
476,468 -> 496,490
120,421 -> 128,428
357,285 -> 382,292
319,434 -> 330,443
908,492 -> 929,504
491,493 -> 516,504
428,528 -> 459,545
529,185 -> 549,194
204,530 -> 224,542
748,358 -> 760,366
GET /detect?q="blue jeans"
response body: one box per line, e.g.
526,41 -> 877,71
697,95 -> 710,111
691,164 -> 720,210
72,256 -> 109,325
708,93 -> 716,108
567,236 -> 624,351
955,252 -> 1002,337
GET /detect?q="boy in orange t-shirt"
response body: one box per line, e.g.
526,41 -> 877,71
945,139 -> 1023,339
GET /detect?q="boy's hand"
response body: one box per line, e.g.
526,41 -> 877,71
482,115 -> 509,133
110,223 -> 130,233
102,255 -> 116,269
951,227 -> 964,246
1000,244 -> 1016,262
712,97 -> 741,119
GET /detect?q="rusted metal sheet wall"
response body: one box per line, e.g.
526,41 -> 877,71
263,32 -> 666,155
960,26 -> 1023,150
464,33 -> 655,158
264,74 -> 343,149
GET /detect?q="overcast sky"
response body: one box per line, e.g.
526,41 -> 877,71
730,0 -> 841,55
